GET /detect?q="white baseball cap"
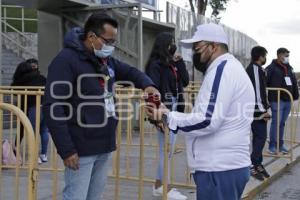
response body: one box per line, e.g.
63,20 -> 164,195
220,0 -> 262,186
180,23 -> 229,48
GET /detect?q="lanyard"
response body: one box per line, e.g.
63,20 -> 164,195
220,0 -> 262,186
99,75 -> 110,88
277,61 -> 288,76
169,64 -> 178,81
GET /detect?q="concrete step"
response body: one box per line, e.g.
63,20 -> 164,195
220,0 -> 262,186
242,144 -> 300,199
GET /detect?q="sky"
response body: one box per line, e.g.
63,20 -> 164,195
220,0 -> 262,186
157,0 -> 300,71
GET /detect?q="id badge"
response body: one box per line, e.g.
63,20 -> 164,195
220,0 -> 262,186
285,76 -> 292,86
104,92 -> 116,117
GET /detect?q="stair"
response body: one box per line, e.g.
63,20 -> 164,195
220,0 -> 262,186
1,47 -> 25,129
1,47 -> 25,86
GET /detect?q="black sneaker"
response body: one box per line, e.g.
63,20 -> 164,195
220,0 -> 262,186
256,165 -> 270,178
250,166 -> 264,181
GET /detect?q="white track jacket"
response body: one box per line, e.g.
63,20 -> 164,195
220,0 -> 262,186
167,53 -> 255,172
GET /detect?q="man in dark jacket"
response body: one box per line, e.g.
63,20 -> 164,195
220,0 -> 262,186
266,47 -> 299,155
246,46 -> 270,181
43,13 -> 158,200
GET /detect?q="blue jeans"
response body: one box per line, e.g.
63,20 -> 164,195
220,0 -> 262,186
63,153 -> 112,200
269,101 -> 291,149
28,106 -> 49,155
156,130 -> 177,182
193,167 -> 250,200
156,96 -> 177,182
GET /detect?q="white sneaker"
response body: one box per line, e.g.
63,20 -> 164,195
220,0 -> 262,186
40,154 -> 48,162
152,186 -> 187,200
38,157 -> 42,164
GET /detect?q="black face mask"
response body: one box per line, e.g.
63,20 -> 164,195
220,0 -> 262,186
169,44 -> 177,56
193,52 -> 210,74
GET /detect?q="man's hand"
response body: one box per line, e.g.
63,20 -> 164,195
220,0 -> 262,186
146,103 -> 169,121
144,86 -> 160,97
263,112 -> 271,122
173,53 -> 182,62
63,153 -> 79,170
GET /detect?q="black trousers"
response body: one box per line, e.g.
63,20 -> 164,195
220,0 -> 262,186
251,119 -> 267,166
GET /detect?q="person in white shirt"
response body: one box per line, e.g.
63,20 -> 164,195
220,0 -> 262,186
146,23 -> 255,200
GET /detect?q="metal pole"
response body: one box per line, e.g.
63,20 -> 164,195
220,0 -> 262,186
138,100 -> 145,200
0,94 -> 3,200
138,3 -> 143,71
277,91 -> 280,154
0,0 -> 2,85
21,7 -> 25,32
166,1 -> 169,23
162,125 -> 170,200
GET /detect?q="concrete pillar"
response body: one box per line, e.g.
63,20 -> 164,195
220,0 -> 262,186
38,11 -> 63,76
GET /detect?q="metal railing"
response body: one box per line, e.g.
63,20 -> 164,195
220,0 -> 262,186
0,101 -> 37,200
0,84 -> 299,199
1,5 -> 38,59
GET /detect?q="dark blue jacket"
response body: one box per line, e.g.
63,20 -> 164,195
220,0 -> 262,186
43,28 -> 154,159
146,59 -> 189,112
266,59 -> 299,102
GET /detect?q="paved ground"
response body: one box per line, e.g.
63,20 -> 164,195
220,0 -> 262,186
254,161 -> 300,200
1,104 -> 300,200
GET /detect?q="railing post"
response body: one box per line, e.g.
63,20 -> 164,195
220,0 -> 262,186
21,7 -> 25,32
4,7 -> 7,33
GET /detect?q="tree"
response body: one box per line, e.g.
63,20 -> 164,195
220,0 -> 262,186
188,0 -> 230,20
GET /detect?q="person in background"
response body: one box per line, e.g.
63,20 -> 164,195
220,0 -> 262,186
266,48 -> 299,154
246,46 -> 271,181
26,58 -> 39,70
11,60 -> 49,164
146,32 -> 189,200
147,23 -> 255,200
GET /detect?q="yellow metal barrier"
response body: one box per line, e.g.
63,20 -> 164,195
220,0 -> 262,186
0,101 -> 36,200
1,84 -> 298,199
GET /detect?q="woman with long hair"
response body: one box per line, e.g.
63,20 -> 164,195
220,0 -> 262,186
12,60 -> 49,164
146,32 -> 189,200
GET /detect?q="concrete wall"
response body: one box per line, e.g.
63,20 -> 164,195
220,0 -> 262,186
38,11 -> 63,75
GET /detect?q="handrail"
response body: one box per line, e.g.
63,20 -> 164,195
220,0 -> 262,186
1,5 -> 24,8
1,20 -> 36,44
1,32 -> 37,58
2,17 -> 37,21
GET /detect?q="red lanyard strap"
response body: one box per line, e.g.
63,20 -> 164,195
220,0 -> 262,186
169,64 -> 178,81
277,61 -> 288,76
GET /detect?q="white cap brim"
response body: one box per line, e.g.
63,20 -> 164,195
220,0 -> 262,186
180,38 -> 202,48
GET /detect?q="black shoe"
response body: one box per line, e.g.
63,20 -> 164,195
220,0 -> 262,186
250,166 -> 264,181
256,165 -> 270,178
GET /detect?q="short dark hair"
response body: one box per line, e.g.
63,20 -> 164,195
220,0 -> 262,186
84,12 -> 118,38
277,47 -> 289,55
251,46 -> 268,62
26,58 -> 38,65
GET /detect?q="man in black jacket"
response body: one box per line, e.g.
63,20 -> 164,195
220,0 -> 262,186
246,46 -> 270,181
266,48 -> 299,155
43,13 -> 158,200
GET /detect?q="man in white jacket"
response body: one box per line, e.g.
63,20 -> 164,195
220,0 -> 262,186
147,23 -> 255,200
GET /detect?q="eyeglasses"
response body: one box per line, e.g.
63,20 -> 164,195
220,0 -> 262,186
98,35 -> 117,46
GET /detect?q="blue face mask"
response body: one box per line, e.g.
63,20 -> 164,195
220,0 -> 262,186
94,43 -> 115,58
283,56 -> 289,64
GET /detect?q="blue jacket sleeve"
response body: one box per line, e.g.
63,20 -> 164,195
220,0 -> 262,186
112,58 -> 154,89
43,52 -> 77,160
